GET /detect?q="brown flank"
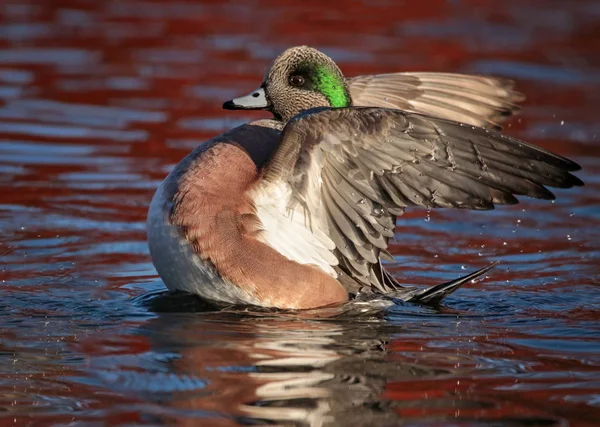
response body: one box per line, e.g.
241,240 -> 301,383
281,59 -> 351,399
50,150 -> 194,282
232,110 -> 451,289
170,142 -> 348,309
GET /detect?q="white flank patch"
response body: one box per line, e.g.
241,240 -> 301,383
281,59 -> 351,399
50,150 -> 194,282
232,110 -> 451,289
249,181 -> 338,277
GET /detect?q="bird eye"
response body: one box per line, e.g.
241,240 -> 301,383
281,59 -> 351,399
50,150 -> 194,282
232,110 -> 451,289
289,75 -> 305,87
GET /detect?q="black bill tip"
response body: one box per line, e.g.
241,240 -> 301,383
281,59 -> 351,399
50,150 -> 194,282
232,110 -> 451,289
222,100 -> 237,110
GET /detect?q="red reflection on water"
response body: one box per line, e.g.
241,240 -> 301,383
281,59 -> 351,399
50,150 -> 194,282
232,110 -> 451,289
1,0 -> 599,426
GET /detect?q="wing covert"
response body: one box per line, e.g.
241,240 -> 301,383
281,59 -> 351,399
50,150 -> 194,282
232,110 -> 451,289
348,72 -> 524,129
262,107 -> 582,291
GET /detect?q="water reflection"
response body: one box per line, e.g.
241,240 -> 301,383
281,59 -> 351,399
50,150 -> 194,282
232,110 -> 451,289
90,309 -> 421,426
69,294 -> 591,427
1,0 -> 600,425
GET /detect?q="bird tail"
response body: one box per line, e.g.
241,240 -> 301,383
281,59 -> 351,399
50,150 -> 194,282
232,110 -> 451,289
408,261 -> 500,305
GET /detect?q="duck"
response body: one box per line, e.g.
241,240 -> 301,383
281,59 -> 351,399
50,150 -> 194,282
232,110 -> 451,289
147,46 -> 583,310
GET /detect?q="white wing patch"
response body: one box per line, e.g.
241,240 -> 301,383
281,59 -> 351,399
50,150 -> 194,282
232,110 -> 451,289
249,181 -> 339,278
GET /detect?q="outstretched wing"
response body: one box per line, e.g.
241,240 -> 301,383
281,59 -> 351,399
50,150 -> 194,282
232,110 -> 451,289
259,107 -> 582,293
348,72 -> 524,130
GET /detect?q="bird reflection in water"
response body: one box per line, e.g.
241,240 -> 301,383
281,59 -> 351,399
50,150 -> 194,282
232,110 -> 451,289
82,293 -> 525,427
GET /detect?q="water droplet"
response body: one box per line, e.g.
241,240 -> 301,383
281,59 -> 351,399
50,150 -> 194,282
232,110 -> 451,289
433,254 -> 438,258
372,204 -> 384,218
569,213 -> 574,217
461,265 -> 467,270
567,234 -> 572,241
560,120 -> 565,125
503,242 -> 507,246
358,199 -> 366,204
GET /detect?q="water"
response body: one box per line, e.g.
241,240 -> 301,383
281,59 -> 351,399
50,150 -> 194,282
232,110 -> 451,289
1,1 -> 599,426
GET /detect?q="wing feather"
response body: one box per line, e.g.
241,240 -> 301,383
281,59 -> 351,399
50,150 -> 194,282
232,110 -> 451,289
261,107 -> 582,293
348,72 -> 524,129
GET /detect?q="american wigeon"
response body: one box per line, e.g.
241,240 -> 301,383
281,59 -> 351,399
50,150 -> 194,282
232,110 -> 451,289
147,46 -> 582,310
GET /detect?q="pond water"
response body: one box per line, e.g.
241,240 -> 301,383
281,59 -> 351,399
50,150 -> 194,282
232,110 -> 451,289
1,1 -> 599,426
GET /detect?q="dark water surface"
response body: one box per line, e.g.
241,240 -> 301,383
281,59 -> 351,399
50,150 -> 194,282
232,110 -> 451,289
1,1 -> 600,426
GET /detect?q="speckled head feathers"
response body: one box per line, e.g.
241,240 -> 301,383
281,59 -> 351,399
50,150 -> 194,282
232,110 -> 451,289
263,46 -> 352,121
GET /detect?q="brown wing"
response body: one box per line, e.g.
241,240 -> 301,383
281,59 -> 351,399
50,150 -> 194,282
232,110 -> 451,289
264,107 -> 582,292
348,72 -> 524,130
